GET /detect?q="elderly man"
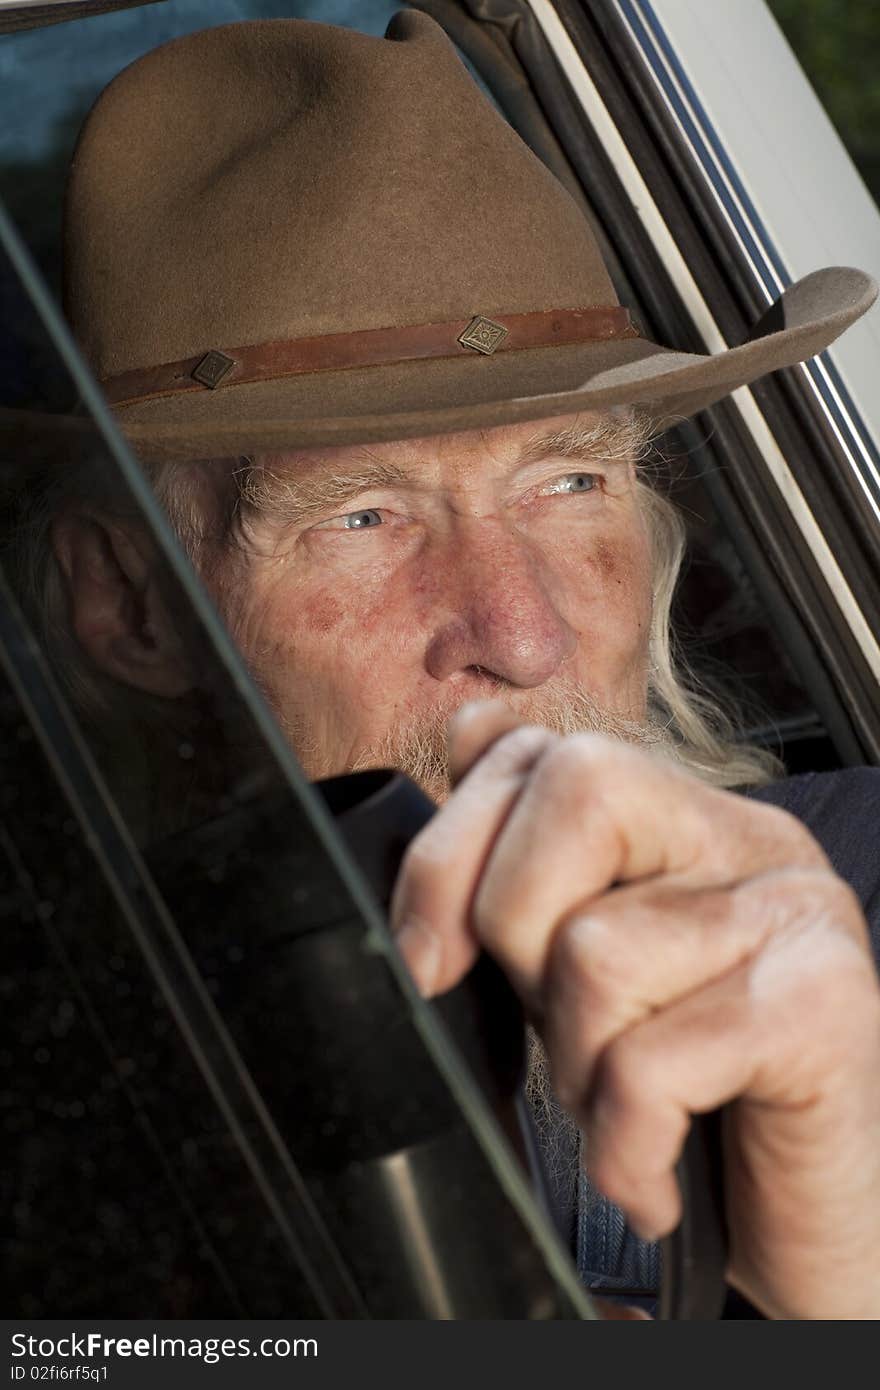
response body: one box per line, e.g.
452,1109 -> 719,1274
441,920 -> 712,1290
20,12 -> 880,1317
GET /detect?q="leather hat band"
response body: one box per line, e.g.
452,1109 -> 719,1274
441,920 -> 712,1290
101,306 -> 640,407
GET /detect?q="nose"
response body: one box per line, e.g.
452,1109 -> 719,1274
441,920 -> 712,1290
423,519 -> 577,688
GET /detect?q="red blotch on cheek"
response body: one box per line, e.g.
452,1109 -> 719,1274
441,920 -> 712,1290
594,538 -> 627,585
301,592 -> 344,635
589,535 -> 652,633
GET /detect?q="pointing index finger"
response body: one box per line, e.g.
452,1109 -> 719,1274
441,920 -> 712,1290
391,716 -> 555,995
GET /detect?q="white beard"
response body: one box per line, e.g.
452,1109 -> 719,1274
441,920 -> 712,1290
349,675 -> 677,804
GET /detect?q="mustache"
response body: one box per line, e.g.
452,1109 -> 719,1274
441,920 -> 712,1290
349,677 -> 677,801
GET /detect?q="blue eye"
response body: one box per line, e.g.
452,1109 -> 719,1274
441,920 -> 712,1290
543,472 -> 599,496
343,508 -> 383,529
562,473 -> 596,492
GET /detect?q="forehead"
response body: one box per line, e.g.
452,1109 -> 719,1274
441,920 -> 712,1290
253,408 -> 641,484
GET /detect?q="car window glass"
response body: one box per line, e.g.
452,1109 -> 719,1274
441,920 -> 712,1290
0,209 -> 594,1319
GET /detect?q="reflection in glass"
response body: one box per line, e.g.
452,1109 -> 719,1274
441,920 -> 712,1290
0,203 -> 594,1319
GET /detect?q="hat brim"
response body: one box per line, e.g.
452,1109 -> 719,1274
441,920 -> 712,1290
3,267 -> 876,463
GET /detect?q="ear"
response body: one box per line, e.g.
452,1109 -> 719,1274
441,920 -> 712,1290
51,511 -> 194,699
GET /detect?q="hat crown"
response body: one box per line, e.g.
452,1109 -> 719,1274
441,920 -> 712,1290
64,11 -> 616,379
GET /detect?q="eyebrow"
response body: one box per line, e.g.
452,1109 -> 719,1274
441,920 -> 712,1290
240,417 -> 645,527
512,418 -> 648,471
237,458 -> 408,527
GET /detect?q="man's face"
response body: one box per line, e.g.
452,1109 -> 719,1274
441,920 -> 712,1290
209,410 -> 655,799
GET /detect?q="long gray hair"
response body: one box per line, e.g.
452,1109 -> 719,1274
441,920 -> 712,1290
2,417 -> 782,838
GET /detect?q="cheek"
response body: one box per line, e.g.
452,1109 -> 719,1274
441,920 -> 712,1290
556,527 -> 653,708
594,536 -> 626,585
592,537 -> 652,624
593,535 -> 636,586
583,530 -> 653,619
252,571 -> 417,709
299,591 -> 344,636
297,578 -> 416,655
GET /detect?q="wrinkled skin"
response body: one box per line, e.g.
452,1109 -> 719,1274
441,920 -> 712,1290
55,411 -> 880,1318
216,412 -> 654,794
392,703 -> 880,1319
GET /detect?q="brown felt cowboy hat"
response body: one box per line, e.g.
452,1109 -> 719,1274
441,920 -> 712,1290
37,11 -> 880,459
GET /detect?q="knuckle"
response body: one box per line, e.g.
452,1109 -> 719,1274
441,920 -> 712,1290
683,793 -> 830,879
566,731 -> 628,781
487,723 -> 555,773
752,802 -> 830,868
797,867 -> 862,920
750,900 -> 879,1048
530,733 -> 619,814
553,910 -> 632,1004
678,787 -> 753,874
756,866 -> 868,943
551,730 -> 606,775
593,1032 -> 654,1116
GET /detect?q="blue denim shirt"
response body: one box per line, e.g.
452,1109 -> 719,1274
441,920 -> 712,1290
576,1171 -> 661,1293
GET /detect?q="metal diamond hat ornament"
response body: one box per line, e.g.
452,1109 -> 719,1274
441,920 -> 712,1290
458,316 -> 509,355
191,350 -> 236,389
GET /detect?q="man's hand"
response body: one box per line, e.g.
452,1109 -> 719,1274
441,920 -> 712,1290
389,702 -> 880,1319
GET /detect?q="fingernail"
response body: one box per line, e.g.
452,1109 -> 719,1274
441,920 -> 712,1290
394,917 -> 442,997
